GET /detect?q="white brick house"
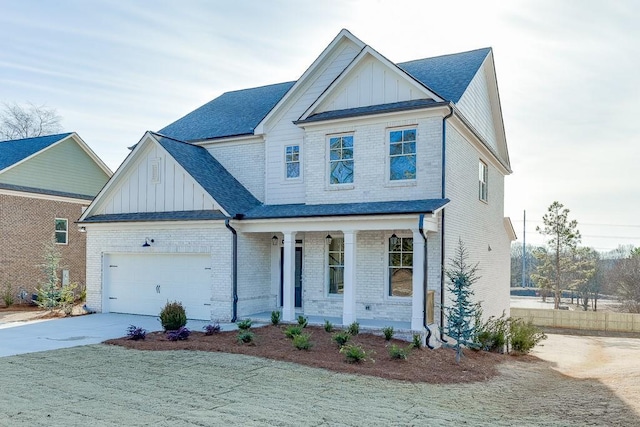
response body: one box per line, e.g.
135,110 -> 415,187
79,29 -> 515,345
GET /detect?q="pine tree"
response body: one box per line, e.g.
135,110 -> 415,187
444,239 -> 480,363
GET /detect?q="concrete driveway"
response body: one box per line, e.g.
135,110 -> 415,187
0,313 -> 211,357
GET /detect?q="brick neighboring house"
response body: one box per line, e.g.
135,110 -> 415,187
80,30 -> 516,346
0,133 -> 112,302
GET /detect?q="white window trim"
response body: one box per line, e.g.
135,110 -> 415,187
479,160 -> 488,203
55,218 -> 68,245
326,133 -> 355,188
326,236 -> 344,297
386,126 -> 418,184
385,233 -> 413,299
284,144 -> 302,181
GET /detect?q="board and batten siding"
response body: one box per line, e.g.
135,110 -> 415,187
0,137 -> 109,196
315,55 -> 429,113
97,143 -> 217,215
264,40 -> 361,205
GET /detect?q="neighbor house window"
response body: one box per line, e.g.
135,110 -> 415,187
388,236 -> 413,297
329,135 -> 354,184
389,128 -> 416,180
479,160 -> 488,202
285,145 -> 300,178
328,237 -> 344,294
55,218 -> 68,245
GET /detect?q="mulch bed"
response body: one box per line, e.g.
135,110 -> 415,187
105,324 -> 523,384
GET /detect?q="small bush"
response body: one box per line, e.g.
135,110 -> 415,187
237,330 -> 255,344
2,283 -> 15,307
510,318 -> 546,354
476,313 -> 509,353
284,325 -> 303,339
388,344 -> 410,360
332,331 -> 351,347
382,326 -> 394,341
203,322 -> 221,335
292,333 -> 313,350
340,344 -> 371,364
324,319 -> 334,332
237,318 -> 252,330
297,315 -> 308,328
166,326 -> 191,341
126,325 -> 147,340
411,333 -> 422,349
347,321 -> 360,336
271,311 -> 281,325
159,301 -> 187,331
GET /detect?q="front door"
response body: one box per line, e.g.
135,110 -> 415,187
280,247 -> 303,308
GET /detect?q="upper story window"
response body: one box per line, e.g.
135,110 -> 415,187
388,235 -> 413,297
328,237 -> 344,294
285,145 -> 300,179
389,128 -> 416,181
55,218 -> 68,245
329,134 -> 354,184
479,160 -> 488,202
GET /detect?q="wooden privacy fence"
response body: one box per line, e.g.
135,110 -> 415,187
511,307 -> 640,333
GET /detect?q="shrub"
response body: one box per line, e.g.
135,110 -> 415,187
126,325 -> 147,340
332,331 -> 351,347
203,322 -> 221,335
411,333 -> 422,349
2,283 -> 15,307
159,301 -> 187,331
271,311 -> 281,325
347,321 -> 360,335
340,344 -> 371,364
510,318 -> 546,354
475,312 -> 509,353
297,315 -> 308,328
382,326 -> 394,341
237,318 -> 252,330
292,333 -> 313,350
237,330 -> 255,344
388,344 -> 409,360
323,319 -> 334,332
284,325 -> 303,339
167,326 -> 191,341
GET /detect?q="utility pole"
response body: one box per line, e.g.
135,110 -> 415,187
522,210 -> 526,288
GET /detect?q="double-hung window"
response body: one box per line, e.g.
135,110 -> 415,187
389,128 -> 416,181
329,135 -> 354,184
388,236 -> 413,297
479,160 -> 488,202
285,145 -> 300,179
328,237 -> 344,294
55,218 -> 68,245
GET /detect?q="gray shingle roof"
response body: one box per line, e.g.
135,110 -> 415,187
151,133 -> 261,216
159,82 -> 295,142
159,48 -> 490,141
297,99 -> 443,124
397,48 -> 491,103
0,182 -> 94,200
245,199 -> 449,219
0,133 -> 73,171
82,210 -> 227,223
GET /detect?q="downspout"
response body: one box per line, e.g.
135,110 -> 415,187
440,103 -> 454,342
225,219 -> 238,323
418,214 -> 434,349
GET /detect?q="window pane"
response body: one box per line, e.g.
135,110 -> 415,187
329,266 -> 344,294
403,129 -> 416,141
55,219 -> 67,231
55,232 -> 66,244
287,162 -> 299,178
390,156 -> 415,180
329,138 -> 342,150
330,160 -> 353,184
389,252 -> 401,266
342,135 -> 353,148
389,143 -> 403,155
389,268 -> 413,297
342,148 -> 353,160
402,237 -> 413,252
390,130 -> 402,143
404,141 -> 416,154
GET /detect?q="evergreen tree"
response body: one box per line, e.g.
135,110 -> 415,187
444,239 -> 480,363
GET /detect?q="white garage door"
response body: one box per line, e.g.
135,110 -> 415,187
104,253 -> 213,320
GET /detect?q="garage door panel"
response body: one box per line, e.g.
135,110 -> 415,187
105,253 -> 213,320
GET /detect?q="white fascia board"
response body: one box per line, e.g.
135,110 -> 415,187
504,217 -> 517,241
0,187 -> 91,204
191,134 -> 264,148
233,213 -> 439,234
299,46 -> 443,122
253,29 -> 366,135
82,220 -> 228,232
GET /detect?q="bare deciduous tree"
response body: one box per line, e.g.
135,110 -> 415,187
0,102 -> 62,140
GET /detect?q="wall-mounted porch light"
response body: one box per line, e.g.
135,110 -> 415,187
142,238 -> 154,247
390,233 -> 399,246
325,234 -> 333,245
272,235 -> 279,246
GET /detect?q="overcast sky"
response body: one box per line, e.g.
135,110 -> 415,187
2,0 -> 639,252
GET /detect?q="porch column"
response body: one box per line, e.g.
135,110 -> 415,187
411,229 -> 426,331
342,230 -> 357,325
282,231 -> 297,322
